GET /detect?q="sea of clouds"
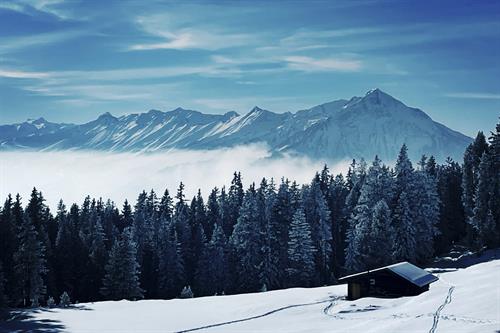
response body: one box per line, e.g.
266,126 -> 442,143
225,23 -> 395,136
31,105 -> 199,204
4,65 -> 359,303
1,145 -> 350,209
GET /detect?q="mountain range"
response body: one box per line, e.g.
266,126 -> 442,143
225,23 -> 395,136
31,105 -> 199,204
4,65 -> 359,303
0,89 -> 471,162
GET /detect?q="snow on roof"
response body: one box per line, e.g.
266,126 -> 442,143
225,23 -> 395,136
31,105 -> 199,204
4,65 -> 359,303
339,262 -> 439,287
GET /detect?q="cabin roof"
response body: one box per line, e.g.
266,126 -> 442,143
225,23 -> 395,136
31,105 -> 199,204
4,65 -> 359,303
338,262 -> 438,287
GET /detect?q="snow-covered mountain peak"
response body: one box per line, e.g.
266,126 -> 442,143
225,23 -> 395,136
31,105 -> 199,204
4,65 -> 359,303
223,111 -> 239,120
249,106 -> 265,114
97,112 -> 115,120
28,117 -> 47,124
362,88 -> 400,105
0,90 -> 472,161
146,109 -> 165,116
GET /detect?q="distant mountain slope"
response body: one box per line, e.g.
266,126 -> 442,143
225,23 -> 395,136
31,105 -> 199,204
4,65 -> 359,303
0,89 -> 472,161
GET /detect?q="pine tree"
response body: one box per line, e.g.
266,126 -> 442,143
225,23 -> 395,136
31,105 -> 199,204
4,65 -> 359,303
369,200 -> 393,267
462,132 -> 489,244
258,178 -> 279,290
287,208 -> 316,287
193,233 -> 210,296
120,199 -> 133,232
0,261 -> 6,308
269,179 -> 294,288
303,179 -> 332,284
55,202 -> 80,301
0,194 -> 16,306
26,189 -> 56,299
87,216 -> 107,300
174,182 -> 192,283
435,159 -> 466,253
413,157 -> 440,263
159,189 -> 174,221
207,223 -> 227,295
472,152 -> 497,248
14,215 -> 47,307
328,174 -> 349,275
101,228 -> 143,300
225,172 -> 244,237
345,203 -> 371,272
392,192 -> 416,262
187,193 -> 206,285
157,218 -> 184,299
205,187 -> 220,239
230,184 -> 263,293
488,121 -> 500,241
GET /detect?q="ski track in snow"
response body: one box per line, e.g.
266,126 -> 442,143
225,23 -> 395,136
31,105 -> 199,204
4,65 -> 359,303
429,286 -> 455,333
176,298 -> 337,332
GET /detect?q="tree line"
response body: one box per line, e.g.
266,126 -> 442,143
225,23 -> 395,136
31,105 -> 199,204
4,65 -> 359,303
0,122 -> 498,308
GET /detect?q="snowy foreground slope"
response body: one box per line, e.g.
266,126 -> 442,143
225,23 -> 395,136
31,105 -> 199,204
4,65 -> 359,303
3,258 -> 499,333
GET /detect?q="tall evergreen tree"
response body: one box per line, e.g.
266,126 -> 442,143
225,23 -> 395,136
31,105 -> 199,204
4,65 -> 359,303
206,223 -> 227,295
157,218 -> 184,298
14,215 -> 46,307
0,194 -> 16,306
472,152 -> 497,248
101,228 -> 143,300
369,200 -> 394,267
328,174 -> 349,275
488,121 -> 500,239
0,261 -> 5,308
462,132 -> 489,244
303,179 -> 332,284
230,184 -> 263,292
224,172 -> 244,237
269,179 -> 294,288
435,159 -> 466,252
413,156 -> 440,263
392,192 -> 416,262
205,187 -> 220,239
287,208 -> 316,287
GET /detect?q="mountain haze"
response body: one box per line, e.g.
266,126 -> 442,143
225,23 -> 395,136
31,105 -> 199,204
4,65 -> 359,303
0,89 -> 471,161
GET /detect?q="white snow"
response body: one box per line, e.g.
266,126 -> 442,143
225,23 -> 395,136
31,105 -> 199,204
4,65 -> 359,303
5,258 -> 499,333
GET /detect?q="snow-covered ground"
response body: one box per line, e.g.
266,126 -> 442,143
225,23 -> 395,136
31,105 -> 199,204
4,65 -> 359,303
3,258 -> 499,333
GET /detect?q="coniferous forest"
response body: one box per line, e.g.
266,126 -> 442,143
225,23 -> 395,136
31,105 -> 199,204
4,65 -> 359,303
0,122 -> 498,308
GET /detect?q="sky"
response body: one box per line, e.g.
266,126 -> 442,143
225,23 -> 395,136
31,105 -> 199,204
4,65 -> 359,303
0,0 -> 499,137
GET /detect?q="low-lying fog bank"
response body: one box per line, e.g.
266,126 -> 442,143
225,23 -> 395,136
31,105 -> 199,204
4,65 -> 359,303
0,145 -> 350,209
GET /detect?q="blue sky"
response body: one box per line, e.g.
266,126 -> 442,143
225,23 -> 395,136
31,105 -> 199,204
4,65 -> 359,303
0,0 -> 499,136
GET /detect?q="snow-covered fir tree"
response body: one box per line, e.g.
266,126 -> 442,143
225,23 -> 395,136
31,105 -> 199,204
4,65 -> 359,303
287,208 -> 316,287
392,191 -> 416,262
157,217 -> 184,299
14,215 -> 47,307
230,184 -> 263,292
101,228 -> 143,300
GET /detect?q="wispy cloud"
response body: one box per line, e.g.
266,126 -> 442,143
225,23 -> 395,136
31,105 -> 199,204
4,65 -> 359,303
129,13 -> 255,51
0,69 -> 50,79
0,0 -> 74,20
284,56 -> 362,72
445,92 -> 500,100
0,30 -> 86,54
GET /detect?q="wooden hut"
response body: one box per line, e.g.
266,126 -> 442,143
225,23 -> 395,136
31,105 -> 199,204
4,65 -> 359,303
338,262 -> 438,300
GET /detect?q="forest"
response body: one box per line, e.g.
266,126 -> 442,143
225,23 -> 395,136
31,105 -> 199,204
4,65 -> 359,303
0,121 -> 498,308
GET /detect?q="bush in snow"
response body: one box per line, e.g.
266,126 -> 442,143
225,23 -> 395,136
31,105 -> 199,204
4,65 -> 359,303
31,298 -> 40,308
47,296 -> 55,307
180,286 -> 194,299
60,291 -> 71,307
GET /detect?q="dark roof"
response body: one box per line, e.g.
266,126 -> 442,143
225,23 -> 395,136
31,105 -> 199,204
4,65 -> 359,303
339,262 -> 438,287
